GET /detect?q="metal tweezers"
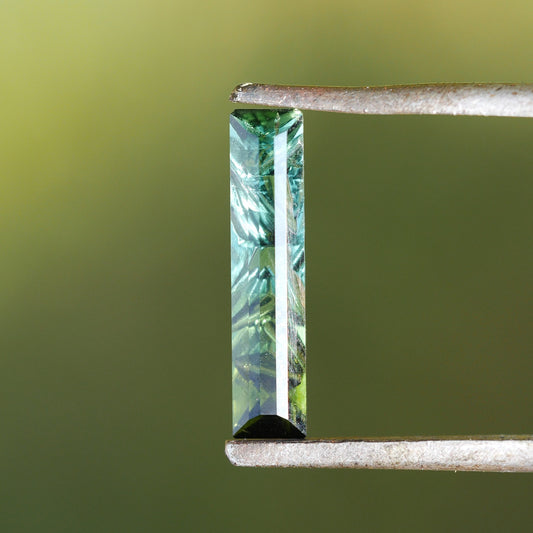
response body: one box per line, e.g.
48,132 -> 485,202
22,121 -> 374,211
226,82 -> 533,472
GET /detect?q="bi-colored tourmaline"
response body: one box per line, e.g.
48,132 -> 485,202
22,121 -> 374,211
230,109 -> 306,438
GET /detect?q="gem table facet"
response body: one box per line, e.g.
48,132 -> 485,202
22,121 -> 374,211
230,109 -> 306,438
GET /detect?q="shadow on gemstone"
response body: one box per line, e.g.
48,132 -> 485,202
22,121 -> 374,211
233,415 -> 305,439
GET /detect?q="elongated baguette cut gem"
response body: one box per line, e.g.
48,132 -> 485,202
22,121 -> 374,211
230,109 -> 306,438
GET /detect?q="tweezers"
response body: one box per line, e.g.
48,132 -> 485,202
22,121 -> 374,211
230,82 -> 533,117
226,83 -> 533,472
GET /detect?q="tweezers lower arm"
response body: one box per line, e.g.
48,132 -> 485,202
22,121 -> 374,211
226,437 -> 533,472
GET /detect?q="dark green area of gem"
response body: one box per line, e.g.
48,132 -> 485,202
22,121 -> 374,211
233,415 -> 306,439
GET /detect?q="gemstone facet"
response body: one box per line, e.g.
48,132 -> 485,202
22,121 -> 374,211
230,109 -> 306,438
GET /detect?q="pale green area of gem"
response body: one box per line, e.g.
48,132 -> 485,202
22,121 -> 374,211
230,109 -> 306,437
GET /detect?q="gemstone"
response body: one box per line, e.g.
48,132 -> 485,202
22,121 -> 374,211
230,109 -> 306,438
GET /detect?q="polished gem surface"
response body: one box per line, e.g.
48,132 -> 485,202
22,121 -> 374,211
230,109 -> 306,438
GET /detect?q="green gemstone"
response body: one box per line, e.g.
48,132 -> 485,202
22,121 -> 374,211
230,109 -> 306,439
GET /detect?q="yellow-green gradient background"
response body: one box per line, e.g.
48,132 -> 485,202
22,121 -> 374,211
1,2 -> 532,531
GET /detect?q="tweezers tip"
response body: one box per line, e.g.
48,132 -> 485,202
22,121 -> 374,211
229,82 -> 256,102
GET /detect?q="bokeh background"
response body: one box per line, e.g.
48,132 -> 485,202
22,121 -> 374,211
1,1 -> 532,531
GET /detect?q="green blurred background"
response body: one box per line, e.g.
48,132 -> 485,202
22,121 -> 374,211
1,1 -> 532,531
